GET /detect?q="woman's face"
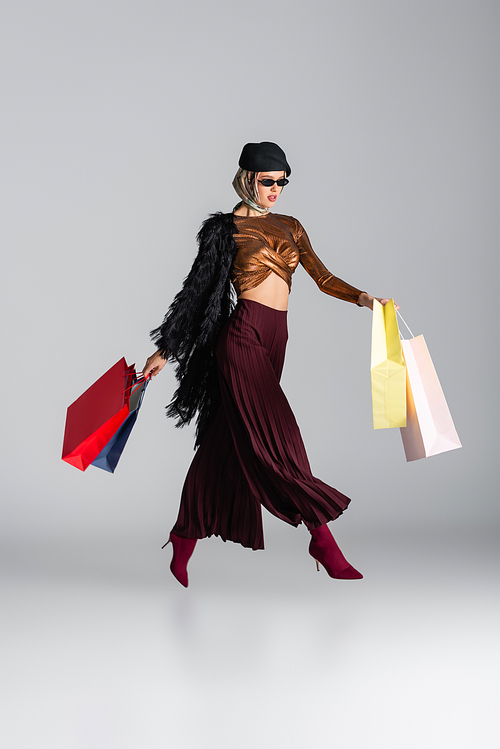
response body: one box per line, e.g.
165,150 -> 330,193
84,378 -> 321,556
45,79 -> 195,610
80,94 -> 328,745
252,170 -> 286,209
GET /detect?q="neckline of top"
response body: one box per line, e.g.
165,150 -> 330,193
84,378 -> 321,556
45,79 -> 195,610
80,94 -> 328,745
233,212 -> 271,220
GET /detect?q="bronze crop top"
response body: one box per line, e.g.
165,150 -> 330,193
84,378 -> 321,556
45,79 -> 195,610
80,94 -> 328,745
232,213 -> 363,304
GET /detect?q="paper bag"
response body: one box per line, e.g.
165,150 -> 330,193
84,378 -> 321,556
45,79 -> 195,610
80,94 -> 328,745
371,299 -> 406,429
62,358 -> 135,471
92,378 -> 148,473
400,335 -> 461,461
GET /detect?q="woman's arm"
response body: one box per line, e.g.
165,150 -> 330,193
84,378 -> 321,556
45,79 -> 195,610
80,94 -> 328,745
296,225 -> 364,304
296,224 -> 397,308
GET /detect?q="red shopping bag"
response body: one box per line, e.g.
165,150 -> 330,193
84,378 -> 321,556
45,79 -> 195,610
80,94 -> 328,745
62,358 -> 136,471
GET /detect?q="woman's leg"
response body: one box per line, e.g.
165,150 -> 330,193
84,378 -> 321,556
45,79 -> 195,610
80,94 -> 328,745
217,300 -> 362,578
171,403 -> 265,551
309,524 -> 362,579
167,400 -> 265,586
216,300 -> 352,529
163,532 -> 197,588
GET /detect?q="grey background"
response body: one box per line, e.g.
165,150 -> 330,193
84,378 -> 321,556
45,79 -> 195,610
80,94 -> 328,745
1,1 -> 499,747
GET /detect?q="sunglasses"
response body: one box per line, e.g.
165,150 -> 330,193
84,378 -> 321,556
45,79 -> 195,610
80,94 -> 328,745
257,178 -> 289,187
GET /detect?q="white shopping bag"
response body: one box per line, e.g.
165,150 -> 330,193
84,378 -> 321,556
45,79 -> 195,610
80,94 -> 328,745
398,315 -> 461,462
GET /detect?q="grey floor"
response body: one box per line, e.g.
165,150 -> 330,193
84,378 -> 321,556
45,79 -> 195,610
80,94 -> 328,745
2,527 -> 499,749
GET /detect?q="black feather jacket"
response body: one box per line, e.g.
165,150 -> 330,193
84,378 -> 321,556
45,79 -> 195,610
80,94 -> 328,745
150,212 -> 238,447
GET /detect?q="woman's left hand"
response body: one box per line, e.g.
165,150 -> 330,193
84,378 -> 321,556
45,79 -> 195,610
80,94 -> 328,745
142,350 -> 167,378
358,293 -> 399,310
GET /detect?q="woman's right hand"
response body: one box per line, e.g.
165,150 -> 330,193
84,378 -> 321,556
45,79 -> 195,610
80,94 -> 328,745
358,293 -> 399,310
142,350 -> 167,379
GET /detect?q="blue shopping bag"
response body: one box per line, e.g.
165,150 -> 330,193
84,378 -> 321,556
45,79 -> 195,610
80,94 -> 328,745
92,377 -> 149,473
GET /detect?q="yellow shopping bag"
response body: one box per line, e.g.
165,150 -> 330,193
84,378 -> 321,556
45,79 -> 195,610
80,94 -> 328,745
371,299 -> 406,429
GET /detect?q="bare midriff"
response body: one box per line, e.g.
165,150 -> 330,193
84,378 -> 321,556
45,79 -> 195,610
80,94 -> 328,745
238,272 -> 290,311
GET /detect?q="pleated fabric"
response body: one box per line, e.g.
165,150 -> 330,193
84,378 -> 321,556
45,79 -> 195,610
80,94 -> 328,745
171,299 -> 351,550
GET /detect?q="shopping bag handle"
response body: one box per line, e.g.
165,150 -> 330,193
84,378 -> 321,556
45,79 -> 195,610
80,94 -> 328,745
396,309 -> 414,340
123,372 -> 149,392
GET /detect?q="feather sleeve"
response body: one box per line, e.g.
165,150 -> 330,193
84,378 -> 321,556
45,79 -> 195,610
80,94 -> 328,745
150,212 -> 238,446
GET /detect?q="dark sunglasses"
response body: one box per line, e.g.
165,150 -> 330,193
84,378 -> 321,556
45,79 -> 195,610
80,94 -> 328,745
258,178 -> 289,187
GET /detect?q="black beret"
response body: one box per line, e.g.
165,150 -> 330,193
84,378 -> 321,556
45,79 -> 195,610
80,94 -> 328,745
238,141 -> 291,177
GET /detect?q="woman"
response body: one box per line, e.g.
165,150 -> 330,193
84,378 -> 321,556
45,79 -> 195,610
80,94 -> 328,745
143,141 -> 392,587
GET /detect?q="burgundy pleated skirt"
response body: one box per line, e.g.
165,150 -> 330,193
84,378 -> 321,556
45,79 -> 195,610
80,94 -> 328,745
171,299 -> 351,550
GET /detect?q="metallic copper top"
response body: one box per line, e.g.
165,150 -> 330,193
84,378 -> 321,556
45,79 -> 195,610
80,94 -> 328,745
232,213 -> 362,304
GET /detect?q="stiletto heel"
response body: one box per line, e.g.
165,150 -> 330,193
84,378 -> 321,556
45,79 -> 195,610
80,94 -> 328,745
162,532 -> 197,587
309,525 -> 363,580
315,559 -> 320,572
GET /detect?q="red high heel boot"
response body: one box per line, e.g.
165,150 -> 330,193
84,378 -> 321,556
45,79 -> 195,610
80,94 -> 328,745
309,525 -> 363,580
162,532 -> 197,587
